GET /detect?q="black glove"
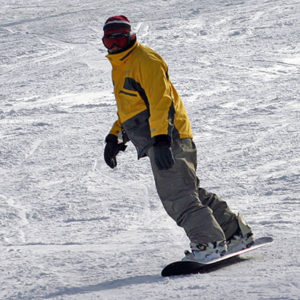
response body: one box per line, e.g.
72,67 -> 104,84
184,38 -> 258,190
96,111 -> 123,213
104,134 -> 127,169
153,135 -> 174,170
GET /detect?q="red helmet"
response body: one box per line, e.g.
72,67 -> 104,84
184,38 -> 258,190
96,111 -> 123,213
102,15 -> 135,50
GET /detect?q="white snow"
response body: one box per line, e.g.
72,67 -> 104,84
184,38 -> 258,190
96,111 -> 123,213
0,0 -> 299,299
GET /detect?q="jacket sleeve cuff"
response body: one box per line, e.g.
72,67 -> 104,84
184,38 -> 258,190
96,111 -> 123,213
105,134 -> 118,144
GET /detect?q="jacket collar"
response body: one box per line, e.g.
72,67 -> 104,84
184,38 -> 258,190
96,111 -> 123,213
106,41 -> 138,67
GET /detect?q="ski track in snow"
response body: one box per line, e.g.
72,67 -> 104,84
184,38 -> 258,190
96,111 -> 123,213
0,0 -> 299,299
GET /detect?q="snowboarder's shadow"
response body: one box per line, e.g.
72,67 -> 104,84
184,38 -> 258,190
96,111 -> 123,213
44,257 -> 250,298
44,274 -> 162,298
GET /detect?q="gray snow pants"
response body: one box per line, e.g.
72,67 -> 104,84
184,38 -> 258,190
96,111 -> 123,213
147,138 -> 239,244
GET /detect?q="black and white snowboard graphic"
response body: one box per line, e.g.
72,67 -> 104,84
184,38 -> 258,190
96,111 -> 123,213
161,237 -> 273,277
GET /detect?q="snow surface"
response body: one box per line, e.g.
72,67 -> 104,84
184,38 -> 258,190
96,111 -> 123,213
0,0 -> 299,299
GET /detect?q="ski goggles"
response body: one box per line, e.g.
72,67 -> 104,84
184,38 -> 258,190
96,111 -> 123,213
102,33 -> 130,50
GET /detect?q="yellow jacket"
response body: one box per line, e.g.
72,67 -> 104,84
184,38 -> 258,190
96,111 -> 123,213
106,41 -> 193,157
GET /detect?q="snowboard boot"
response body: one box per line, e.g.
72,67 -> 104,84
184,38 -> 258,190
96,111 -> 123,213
182,240 -> 227,263
227,213 -> 254,253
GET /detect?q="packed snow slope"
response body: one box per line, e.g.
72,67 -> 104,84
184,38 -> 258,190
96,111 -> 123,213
0,0 -> 299,299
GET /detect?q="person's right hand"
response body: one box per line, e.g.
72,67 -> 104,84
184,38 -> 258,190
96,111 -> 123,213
104,134 -> 127,169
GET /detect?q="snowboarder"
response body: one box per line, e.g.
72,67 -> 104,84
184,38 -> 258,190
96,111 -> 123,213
102,15 -> 253,262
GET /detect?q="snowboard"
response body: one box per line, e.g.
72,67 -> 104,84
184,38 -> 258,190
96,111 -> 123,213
161,236 -> 273,277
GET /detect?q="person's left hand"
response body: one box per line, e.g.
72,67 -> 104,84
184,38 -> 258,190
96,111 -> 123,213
153,135 -> 174,170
